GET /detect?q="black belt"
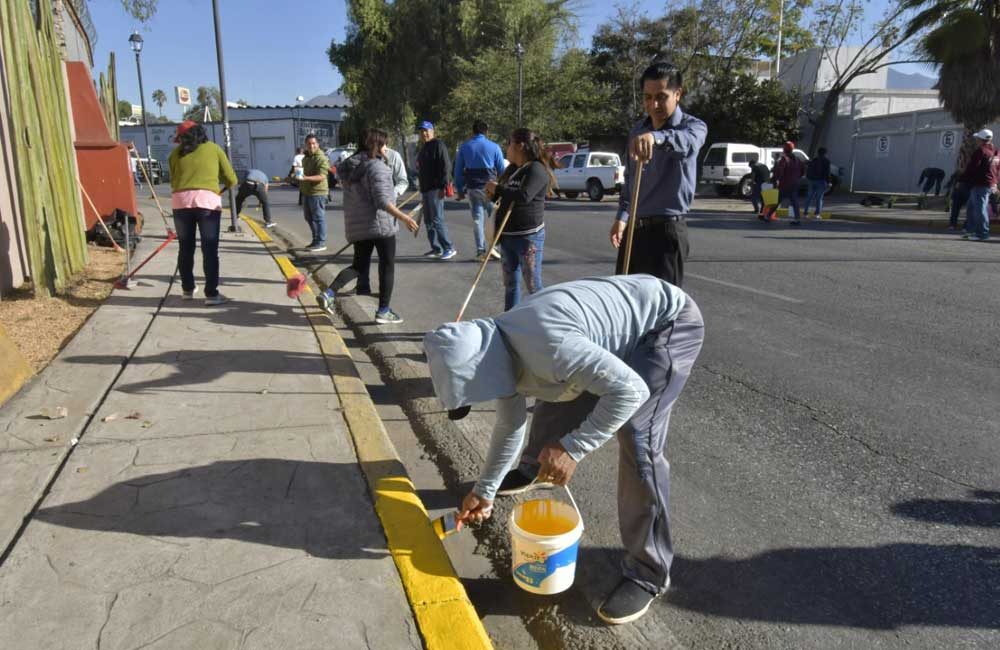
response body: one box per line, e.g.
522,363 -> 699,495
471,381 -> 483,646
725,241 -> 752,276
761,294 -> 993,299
637,215 -> 684,227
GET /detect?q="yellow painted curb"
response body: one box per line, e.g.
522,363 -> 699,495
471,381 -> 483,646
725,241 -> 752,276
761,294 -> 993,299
240,215 -> 492,650
0,322 -> 33,405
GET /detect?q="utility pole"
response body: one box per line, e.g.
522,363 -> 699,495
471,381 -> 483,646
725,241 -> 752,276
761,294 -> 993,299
775,0 -> 785,79
211,0 -> 241,233
514,42 -> 525,126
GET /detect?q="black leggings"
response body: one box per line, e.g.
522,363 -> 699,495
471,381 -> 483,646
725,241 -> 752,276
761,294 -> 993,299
330,236 -> 396,310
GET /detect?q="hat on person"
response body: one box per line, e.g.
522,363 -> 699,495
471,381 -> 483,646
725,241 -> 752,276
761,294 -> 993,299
418,120 -> 434,131
973,128 -> 993,141
174,120 -> 198,142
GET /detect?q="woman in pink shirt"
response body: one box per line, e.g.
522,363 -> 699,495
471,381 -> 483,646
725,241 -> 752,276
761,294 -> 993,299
169,121 -> 238,305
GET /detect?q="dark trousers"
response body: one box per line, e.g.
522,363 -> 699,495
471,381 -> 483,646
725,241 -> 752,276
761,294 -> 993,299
173,208 -> 221,297
615,218 -> 689,287
235,182 -> 272,223
750,182 -> 764,214
517,299 -> 705,594
330,236 -> 396,311
921,176 -> 943,196
950,183 -> 970,228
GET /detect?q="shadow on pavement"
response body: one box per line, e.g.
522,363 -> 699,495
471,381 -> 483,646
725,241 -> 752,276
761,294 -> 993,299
891,489 -> 1000,528
35,458 -> 452,576
64,349 -> 328,393
663,543 -> 1000,629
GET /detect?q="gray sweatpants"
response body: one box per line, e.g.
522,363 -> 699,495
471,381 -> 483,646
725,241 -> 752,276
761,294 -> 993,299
517,298 -> 704,595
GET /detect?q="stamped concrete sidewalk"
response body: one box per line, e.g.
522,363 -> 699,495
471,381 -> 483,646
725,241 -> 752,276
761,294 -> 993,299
0,208 -> 421,649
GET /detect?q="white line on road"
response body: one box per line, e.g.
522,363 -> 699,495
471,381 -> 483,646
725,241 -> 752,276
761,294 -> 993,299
687,273 -> 804,304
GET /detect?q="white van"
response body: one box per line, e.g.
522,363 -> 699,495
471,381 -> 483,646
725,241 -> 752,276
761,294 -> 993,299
701,143 -> 840,198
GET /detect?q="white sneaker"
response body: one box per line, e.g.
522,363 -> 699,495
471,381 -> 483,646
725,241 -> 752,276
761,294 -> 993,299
205,294 -> 229,306
264,222 -> 276,229
489,248 -> 501,260
182,285 -> 199,300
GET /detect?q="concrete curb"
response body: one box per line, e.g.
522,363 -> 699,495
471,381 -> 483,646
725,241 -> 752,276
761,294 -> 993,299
241,216 -> 493,650
0,323 -> 32,406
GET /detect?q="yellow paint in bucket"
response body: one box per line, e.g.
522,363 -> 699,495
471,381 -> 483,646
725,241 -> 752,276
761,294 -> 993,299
509,487 -> 584,595
516,499 -> 577,536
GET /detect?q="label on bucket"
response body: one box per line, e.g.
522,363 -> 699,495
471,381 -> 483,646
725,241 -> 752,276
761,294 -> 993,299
513,540 -> 580,588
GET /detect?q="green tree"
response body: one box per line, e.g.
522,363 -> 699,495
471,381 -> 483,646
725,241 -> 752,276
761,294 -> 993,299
117,99 -> 133,120
119,0 -> 158,21
183,86 -> 222,122
903,0 -> 1000,171
328,0 -> 574,143
439,47 -> 615,147
687,74 -> 802,146
151,89 -> 167,116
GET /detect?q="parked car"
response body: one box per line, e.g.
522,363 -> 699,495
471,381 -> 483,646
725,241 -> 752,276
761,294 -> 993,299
552,150 -> 625,201
701,142 -> 840,198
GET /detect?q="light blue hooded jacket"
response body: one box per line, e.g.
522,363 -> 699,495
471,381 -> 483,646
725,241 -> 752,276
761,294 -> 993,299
423,275 -> 687,499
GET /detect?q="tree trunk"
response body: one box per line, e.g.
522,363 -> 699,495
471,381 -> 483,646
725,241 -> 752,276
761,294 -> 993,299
808,89 -> 841,155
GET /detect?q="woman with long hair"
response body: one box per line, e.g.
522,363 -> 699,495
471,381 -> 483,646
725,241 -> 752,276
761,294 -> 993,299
317,128 -> 418,324
168,120 -> 238,305
486,128 -> 556,310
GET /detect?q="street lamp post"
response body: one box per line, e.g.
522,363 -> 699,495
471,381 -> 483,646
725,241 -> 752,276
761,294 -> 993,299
211,0 -> 241,233
128,32 -> 152,178
514,42 -> 525,126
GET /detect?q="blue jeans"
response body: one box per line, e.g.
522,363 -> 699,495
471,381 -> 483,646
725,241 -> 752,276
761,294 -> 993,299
303,195 -> 327,246
966,186 -> 991,239
422,190 -> 453,253
173,208 -> 221,297
779,187 -> 801,220
804,179 -> 826,216
500,229 -> 544,310
467,188 -> 493,254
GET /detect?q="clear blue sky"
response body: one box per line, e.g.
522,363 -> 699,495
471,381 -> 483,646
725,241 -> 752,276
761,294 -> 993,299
90,0 -> 927,122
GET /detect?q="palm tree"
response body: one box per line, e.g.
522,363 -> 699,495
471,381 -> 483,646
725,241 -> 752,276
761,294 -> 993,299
903,0 -> 1000,170
151,89 -> 167,117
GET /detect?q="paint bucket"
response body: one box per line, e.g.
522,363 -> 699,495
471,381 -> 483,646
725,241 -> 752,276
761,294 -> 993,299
762,188 -> 779,206
508,485 -> 583,595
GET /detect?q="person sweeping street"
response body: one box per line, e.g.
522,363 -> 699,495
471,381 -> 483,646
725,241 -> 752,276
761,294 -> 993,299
316,128 -> 418,324
168,120 -> 238,306
485,128 -> 557,310
424,274 -> 704,625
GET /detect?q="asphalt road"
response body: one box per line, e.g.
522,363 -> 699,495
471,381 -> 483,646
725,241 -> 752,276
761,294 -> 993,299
256,185 -> 1000,649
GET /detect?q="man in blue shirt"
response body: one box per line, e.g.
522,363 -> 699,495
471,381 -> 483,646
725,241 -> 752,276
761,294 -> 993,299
610,61 -> 707,287
455,120 -> 506,261
236,168 -> 274,228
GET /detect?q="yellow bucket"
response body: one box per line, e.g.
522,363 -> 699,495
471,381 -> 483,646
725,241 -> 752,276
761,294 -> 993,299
762,188 -> 779,206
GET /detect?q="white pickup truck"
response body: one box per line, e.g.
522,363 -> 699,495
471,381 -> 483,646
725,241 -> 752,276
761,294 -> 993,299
553,150 -> 625,201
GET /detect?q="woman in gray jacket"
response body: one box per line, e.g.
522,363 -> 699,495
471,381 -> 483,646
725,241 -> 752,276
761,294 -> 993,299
317,129 -> 419,324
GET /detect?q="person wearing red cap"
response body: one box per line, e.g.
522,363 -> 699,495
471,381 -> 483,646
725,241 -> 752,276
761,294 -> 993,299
168,120 -> 238,305
771,141 -> 804,225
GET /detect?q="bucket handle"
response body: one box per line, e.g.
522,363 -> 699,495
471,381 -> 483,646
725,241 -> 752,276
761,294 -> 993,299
523,478 -> 583,523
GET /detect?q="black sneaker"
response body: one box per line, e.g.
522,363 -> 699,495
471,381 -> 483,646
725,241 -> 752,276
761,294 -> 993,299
496,470 -> 553,497
597,578 -> 662,625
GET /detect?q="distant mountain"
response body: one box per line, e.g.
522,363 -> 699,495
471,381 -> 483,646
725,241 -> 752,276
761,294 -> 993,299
305,92 -> 351,107
887,68 -> 937,90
